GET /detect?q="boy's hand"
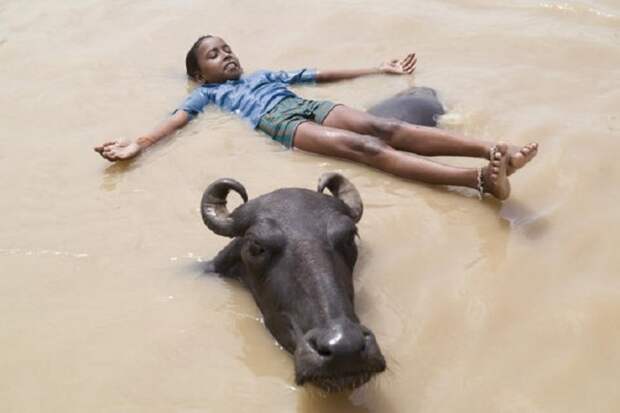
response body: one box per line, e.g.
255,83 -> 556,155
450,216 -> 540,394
380,53 -> 417,75
94,139 -> 142,162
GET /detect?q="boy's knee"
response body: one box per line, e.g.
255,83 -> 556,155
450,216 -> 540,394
348,135 -> 391,159
368,117 -> 402,142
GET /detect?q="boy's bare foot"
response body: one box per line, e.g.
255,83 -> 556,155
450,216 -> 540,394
507,143 -> 538,175
482,143 -> 511,200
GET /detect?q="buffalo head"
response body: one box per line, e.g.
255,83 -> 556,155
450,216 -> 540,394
201,173 -> 386,391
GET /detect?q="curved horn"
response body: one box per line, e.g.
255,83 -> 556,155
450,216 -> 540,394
317,172 -> 363,222
201,178 -> 248,237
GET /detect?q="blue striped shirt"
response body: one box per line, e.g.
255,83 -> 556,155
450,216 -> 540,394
178,68 -> 317,127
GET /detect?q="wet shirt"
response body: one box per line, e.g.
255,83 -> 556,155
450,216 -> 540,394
177,68 -> 317,127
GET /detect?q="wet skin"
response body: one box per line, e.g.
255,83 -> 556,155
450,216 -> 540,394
194,37 -> 243,83
201,174 -> 386,392
93,36 -> 539,199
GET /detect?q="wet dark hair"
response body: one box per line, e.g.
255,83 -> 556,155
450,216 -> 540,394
185,35 -> 213,81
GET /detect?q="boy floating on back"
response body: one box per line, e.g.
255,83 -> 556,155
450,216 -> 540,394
95,35 -> 538,200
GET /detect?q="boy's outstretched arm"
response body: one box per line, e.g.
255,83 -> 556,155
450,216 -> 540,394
94,110 -> 190,162
315,53 -> 416,83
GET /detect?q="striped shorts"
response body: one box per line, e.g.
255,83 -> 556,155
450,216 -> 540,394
257,97 -> 338,148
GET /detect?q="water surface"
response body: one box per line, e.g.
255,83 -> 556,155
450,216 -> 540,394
1,0 -> 619,411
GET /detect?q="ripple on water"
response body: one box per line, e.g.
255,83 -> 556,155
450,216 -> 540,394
499,198 -> 565,239
539,2 -> 618,20
0,248 -> 88,258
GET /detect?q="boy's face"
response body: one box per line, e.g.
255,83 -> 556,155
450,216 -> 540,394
196,37 -> 243,83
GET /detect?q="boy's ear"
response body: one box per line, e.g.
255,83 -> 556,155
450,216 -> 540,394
204,238 -> 243,278
189,70 -> 204,83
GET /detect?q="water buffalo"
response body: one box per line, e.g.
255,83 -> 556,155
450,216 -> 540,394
201,173 -> 386,392
368,86 -> 445,127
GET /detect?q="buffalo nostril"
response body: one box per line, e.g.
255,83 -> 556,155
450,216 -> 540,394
308,336 -> 333,358
317,346 -> 333,358
362,332 -> 371,350
306,326 -> 368,359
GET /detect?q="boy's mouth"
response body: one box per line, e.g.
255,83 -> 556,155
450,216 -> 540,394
224,61 -> 238,71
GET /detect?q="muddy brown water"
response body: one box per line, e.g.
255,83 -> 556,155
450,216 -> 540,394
1,0 -> 619,411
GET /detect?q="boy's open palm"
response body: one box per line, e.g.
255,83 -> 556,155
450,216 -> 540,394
94,140 -> 141,162
380,53 -> 417,75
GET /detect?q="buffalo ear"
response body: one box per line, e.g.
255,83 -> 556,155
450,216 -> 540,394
204,238 -> 243,278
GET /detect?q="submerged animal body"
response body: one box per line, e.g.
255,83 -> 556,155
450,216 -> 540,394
368,86 -> 445,127
201,173 -> 385,391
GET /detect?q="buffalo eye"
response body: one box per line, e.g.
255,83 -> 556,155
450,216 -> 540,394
340,229 -> 357,249
346,230 -> 357,247
333,227 -> 358,270
247,240 -> 266,257
242,238 -> 272,275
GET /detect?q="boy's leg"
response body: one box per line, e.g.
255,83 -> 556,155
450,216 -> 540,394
323,105 -> 492,157
323,105 -> 538,174
293,121 -> 511,200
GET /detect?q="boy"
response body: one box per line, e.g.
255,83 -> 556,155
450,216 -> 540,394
95,35 -> 538,199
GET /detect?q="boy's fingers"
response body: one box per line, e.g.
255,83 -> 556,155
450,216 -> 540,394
403,56 -> 417,72
99,151 -> 114,161
94,141 -> 117,152
402,64 -> 414,73
403,60 -> 414,70
102,148 -> 116,159
402,53 -> 415,66
99,143 -> 118,160
403,63 -> 416,73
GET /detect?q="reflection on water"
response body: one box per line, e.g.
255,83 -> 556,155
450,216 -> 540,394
298,389 -> 373,413
100,160 -> 140,192
500,198 -> 558,239
1,0 -> 619,411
